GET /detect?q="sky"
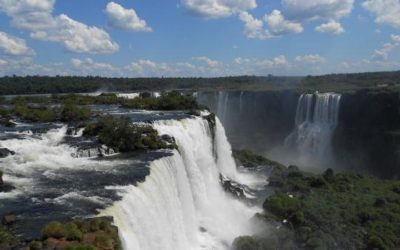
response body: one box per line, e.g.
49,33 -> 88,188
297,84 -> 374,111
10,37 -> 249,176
0,0 -> 399,77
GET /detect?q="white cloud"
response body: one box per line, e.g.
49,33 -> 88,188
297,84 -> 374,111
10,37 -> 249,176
362,0 -> 400,28
193,56 -> 219,67
282,0 -> 354,21
71,58 -> 114,71
392,34 -> 400,42
234,57 -> 251,64
258,55 -> 289,67
0,0 -> 55,30
264,10 -> 303,36
239,12 -> 270,39
295,54 -> 325,63
30,14 -> 119,54
239,10 -> 302,40
181,0 -> 256,18
373,43 -> 397,60
0,31 -> 34,56
315,20 -> 344,34
106,2 -> 152,32
0,0 -> 119,54
127,60 -> 172,77
372,35 -> 400,60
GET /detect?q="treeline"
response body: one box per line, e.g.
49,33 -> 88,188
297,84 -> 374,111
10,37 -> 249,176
300,71 -> 400,90
0,75 -> 301,95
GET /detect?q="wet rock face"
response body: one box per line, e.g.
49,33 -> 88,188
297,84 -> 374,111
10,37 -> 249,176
333,91 -> 400,178
0,148 -> 15,158
197,91 -> 299,154
73,145 -> 117,158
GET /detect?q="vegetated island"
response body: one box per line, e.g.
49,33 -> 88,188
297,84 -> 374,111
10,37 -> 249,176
233,150 -> 400,250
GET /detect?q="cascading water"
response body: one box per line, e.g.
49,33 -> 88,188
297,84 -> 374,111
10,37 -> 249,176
217,91 -> 229,123
283,92 -> 341,167
102,116 -> 259,250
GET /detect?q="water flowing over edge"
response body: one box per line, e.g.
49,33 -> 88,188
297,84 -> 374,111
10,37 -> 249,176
101,116 -> 260,250
283,92 -> 342,167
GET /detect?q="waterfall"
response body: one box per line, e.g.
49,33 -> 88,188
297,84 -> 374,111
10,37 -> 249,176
239,91 -> 244,114
284,92 -> 341,167
102,116 -> 258,250
217,92 -> 229,123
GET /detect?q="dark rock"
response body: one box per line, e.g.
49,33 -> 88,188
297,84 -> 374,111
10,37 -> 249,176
2,214 -> 17,225
0,148 -> 15,158
161,134 -> 175,145
219,174 -> 247,199
0,117 -> 16,127
0,184 -> 15,193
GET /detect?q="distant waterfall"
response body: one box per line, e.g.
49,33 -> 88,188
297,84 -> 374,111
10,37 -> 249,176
284,92 -> 341,167
217,92 -> 229,123
102,116 -> 257,250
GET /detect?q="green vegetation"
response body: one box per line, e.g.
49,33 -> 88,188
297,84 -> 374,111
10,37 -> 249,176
0,225 -> 17,249
0,75 -> 301,95
13,104 -> 57,122
233,149 -> 285,169
233,152 -> 400,250
33,217 -> 121,250
121,91 -> 201,110
300,71 -> 400,92
1,71 -> 400,95
61,103 -> 91,122
84,116 -> 173,152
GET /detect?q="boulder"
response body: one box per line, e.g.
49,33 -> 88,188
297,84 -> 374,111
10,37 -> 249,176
0,148 -> 15,158
2,214 -> 16,225
73,145 -> 117,158
161,134 -> 175,145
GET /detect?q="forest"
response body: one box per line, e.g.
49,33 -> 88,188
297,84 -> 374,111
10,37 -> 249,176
1,71 -> 400,95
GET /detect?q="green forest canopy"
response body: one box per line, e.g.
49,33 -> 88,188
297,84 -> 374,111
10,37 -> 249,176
0,71 -> 399,95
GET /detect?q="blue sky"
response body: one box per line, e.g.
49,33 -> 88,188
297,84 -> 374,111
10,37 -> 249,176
0,0 -> 399,77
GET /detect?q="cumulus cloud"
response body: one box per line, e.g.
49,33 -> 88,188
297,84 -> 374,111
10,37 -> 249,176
315,20 -> 344,34
0,31 -> 34,56
362,0 -> 400,28
372,34 -> 400,60
264,10 -> 303,36
282,0 -> 354,21
181,0 -> 256,18
392,34 -> 400,42
0,0 -> 55,30
127,60 -> 172,77
239,10 -> 302,40
295,54 -> 325,63
193,56 -> 219,67
106,2 -> 152,32
238,12 -> 270,39
0,0 -> 119,54
72,58 -> 114,70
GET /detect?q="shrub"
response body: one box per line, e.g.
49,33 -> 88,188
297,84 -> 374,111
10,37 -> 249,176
13,104 -> 56,122
41,221 -> 66,239
65,222 -> 83,241
61,103 -> 91,122
84,116 -> 168,152
233,236 -> 260,250
28,241 -> 43,250
65,243 -> 96,250
263,193 -> 300,218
